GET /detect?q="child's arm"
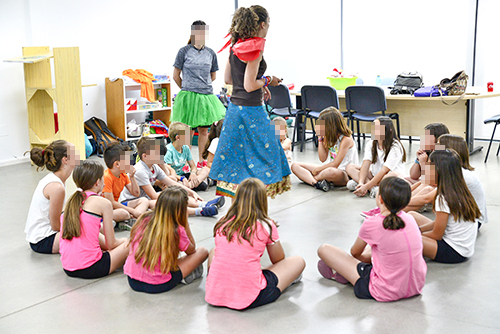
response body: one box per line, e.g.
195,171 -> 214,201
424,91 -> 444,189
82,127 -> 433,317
350,237 -> 371,263
187,159 -> 201,187
409,149 -> 428,180
159,176 -> 203,201
207,152 -> 215,169
411,181 -> 422,192
313,136 -> 353,175
140,184 -> 159,200
355,166 -> 390,195
183,223 -> 197,255
103,192 -> 138,217
224,58 -> 233,85
281,138 -> 292,152
408,188 -> 437,209
266,241 -> 286,264
125,169 -> 141,198
100,197 -> 126,250
421,212 -> 448,239
44,182 -> 66,231
317,137 -> 329,163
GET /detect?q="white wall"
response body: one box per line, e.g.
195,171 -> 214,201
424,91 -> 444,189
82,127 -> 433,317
1,0 -> 498,165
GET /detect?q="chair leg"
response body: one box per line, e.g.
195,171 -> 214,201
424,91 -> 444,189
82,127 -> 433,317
357,120 -> 361,150
291,119 -> 297,152
310,118 -> 318,147
396,117 -> 401,140
409,136 -> 412,145
484,122 -> 497,163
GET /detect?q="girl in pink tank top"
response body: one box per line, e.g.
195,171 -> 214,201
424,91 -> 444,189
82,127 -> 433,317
60,160 -> 129,279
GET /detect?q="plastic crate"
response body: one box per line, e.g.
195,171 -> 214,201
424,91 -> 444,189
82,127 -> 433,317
326,77 -> 357,90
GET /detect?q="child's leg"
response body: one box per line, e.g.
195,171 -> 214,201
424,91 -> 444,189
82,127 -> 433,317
177,247 -> 209,278
128,197 -> 150,216
404,186 -> 435,212
315,167 -> 349,186
265,255 -> 305,292
207,247 -> 215,270
345,164 -> 362,182
421,236 -> 438,260
408,211 -> 433,227
291,162 -> 320,185
51,232 -> 61,254
108,239 -> 130,274
317,244 -> 361,285
113,209 -> 130,222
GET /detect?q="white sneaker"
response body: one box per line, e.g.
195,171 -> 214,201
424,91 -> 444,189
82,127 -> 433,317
346,180 -> 358,191
369,186 -> 379,198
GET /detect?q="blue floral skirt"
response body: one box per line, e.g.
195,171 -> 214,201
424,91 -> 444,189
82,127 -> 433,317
209,103 -> 291,198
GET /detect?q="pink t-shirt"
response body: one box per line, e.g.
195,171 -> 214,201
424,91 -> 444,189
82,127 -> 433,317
124,219 -> 190,285
358,211 -> 427,302
205,219 -> 279,310
59,192 -> 103,271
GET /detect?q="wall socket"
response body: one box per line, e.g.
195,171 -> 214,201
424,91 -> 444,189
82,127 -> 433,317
0,125 -> 8,137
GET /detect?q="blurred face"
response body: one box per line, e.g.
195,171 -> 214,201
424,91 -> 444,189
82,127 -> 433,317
144,140 -> 166,164
421,130 -> 436,152
191,25 -> 208,45
176,129 -> 190,146
119,151 -> 135,173
315,119 -> 326,137
372,120 -> 385,142
65,143 -> 80,170
421,161 -> 437,186
273,121 -> 287,141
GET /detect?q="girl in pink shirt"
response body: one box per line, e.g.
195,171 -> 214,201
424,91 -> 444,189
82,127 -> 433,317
124,186 -> 208,293
317,177 -> 427,302
59,161 -> 129,279
205,178 -> 305,310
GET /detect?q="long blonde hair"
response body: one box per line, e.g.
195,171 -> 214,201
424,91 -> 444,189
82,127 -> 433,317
128,186 -> 189,274
62,161 -> 104,240
214,178 -> 276,245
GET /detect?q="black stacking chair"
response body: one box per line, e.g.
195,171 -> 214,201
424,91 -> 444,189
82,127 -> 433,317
300,85 -> 339,152
345,86 -> 401,150
265,84 -> 301,150
484,114 -> 500,162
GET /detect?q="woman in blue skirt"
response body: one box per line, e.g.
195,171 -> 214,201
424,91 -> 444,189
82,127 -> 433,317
172,20 -> 226,168
210,5 -> 291,198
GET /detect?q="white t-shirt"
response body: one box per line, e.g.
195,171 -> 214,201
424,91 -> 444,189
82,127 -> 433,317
435,194 -> 478,258
25,172 -> 65,243
208,138 -> 219,155
462,168 -> 488,225
363,139 -> 405,176
328,135 -> 359,170
120,160 -> 167,201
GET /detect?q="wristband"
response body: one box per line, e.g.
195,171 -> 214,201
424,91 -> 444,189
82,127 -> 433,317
318,137 -> 324,142
415,158 -> 420,164
261,75 -> 269,87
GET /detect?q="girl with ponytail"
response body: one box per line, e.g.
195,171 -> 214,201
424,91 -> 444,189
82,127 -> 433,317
59,160 -> 129,279
210,5 -> 291,198
25,140 -> 78,254
317,177 -> 427,302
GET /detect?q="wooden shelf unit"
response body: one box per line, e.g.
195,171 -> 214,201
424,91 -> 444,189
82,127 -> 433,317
105,78 -> 171,141
4,46 -> 88,157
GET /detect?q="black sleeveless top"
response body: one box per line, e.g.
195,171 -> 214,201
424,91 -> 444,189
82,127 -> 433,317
229,49 -> 267,106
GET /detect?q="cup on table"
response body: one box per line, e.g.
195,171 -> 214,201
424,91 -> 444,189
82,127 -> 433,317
487,82 -> 494,92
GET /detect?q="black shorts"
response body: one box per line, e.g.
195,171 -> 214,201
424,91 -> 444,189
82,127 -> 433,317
434,239 -> 468,264
30,233 -> 57,254
64,252 -> 111,279
354,262 -> 374,300
127,270 -> 183,294
246,270 -> 282,309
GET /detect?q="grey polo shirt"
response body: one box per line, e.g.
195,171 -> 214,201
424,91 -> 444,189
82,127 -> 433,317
173,44 -> 219,95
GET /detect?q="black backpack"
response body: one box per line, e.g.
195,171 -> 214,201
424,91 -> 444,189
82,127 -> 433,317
84,117 -> 125,157
390,72 -> 423,95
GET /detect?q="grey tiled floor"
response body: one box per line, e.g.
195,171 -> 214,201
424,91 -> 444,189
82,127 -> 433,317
1,139 -> 499,333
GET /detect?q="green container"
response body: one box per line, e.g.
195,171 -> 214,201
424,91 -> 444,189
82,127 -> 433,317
327,77 -> 357,90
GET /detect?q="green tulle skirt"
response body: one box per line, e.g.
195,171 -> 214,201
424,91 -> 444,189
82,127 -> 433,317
171,90 -> 226,128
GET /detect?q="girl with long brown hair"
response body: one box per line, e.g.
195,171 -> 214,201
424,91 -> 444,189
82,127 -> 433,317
345,116 -> 406,198
205,178 -> 305,310
291,107 -> 358,191
409,150 -> 481,263
25,140 -> 78,254
59,160 -> 129,279
124,186 -> 208,293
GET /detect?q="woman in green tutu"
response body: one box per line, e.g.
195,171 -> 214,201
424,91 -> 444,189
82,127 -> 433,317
172,20 -> 226,169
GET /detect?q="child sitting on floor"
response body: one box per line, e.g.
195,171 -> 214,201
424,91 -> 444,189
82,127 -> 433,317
59,160 -> 129,279
121,137 -> 223,217
164,122 -> 211,192
346,116 -> 406,198
272,116 -> 293,166
317,177 -> 427,302
102,143 -> 151,230
124,186 -> 208,293
292,107 -> 357,191
205,178 -> 305,310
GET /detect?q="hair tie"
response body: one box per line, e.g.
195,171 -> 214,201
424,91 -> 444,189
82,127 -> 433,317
76,188 -> 83,192
214,121 -> 218,126
41,149 -> 45,155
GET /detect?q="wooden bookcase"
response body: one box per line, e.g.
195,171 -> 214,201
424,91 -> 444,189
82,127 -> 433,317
4,46 -> 91,158
105,78 -> 171,141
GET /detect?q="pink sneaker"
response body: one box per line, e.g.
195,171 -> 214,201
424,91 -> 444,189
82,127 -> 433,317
317,260 -> 349,284
202,160 -> 207,167
361,207 -> 380,218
